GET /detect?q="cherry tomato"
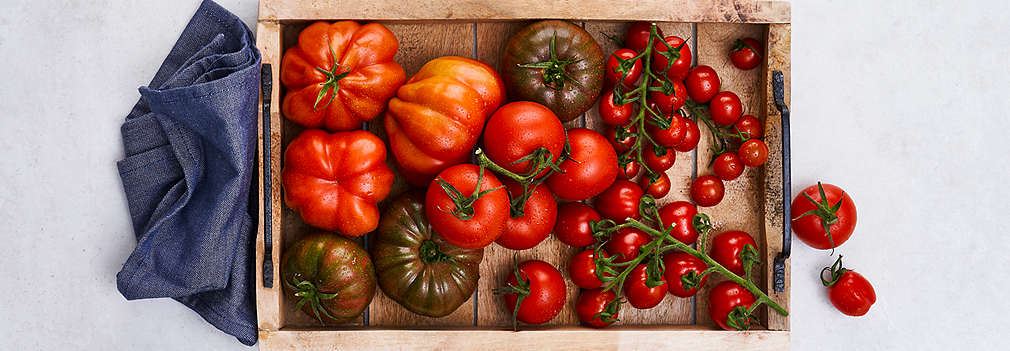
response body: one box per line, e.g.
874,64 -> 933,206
569,249 -> 607,289
791,183 -> 857,250
657,201 -> 699,244
651,35 -> 692,81
709,91 -> 743,126
483,101 -> 565,178
733,115 -> 763,139
495,180 -> 557,250
729,38 -> 763,71
673,118 -> 701,152
642,144 -> 675,172
710,230 -> 758,276
546,128 -> 618,201
605,123 -> 637,153
648,79 -> 687,114
684,65 -> 720,103
595,180 -> 644,223
604,227 -> 651,263
713,152 -> 744,181
639,172 -> 671,198
708,281 -> 756,330
690,175 -> 724,207
577,288 -> 618,328
598,90 -> 634,126
605,48 -> 643,88
624,264 -> 668,309
617,160 -> 641,180
554,202 -> 602,247
822,256 -> 876,316
662,252 -> 708,297
648,114 -> 687,148
502,260 -> 566,325
626,22 -> 661,53
738,139 -> 768,167
426,164 -> 509,249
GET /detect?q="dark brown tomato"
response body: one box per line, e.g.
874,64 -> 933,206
282,233 -> 376,323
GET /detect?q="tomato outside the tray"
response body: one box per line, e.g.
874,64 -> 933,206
595,180 -> 644,223
281,233 -> 376,324
605,48 -> 643,88
372,192 -> 483,317
662,252 -> 708,298
709,91 -> 743,127
577,288 -> 618,328
730,38 -> 763,71
640,172 -> 671,198
708,281 -> 757,330
651,35 -> 692,81
425,164 -> 509,249
690,175 -> 724,207
822,256 -> 876,316
281,129 -> 394,236
483,101 -> 566,179
791,182 -> 858,250
710,230 -> 759,276
502,20 -> 605,122
500,260 -> 567,327
685,65 -> 720,103
624,264 -> 668,309
554,202 -> 602,247
281,21 -> 406,131
496,180 -> 557,250
673,118 -> 701,152
546,128 -> 618,201
385,56 -> 505,186
605,227 -> 651,263
626,21 -> 661,53
599,90 -> 635,126
657,201 -> 700,245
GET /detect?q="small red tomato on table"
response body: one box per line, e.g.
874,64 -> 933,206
821,256 -> 876,316
690,175 -> 725,207
791,182 -> 858,250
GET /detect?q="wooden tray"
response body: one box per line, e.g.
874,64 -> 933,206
254,1 -> 791,349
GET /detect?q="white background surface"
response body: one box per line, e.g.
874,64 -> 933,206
0,0 -> 1007,349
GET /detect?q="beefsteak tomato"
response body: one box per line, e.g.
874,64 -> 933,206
282,233 -> 376,323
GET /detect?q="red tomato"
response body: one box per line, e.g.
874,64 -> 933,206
604,228 -> 651,263
626,22 -> 661,53
425,164 -> 509,249
662,252 -> 708,297
657,201 -> 699,244
738,139 -> 768,167
710,230 -> 758,276
713,152 -> 744,181
733,115 -> 763,139
605,123 -> 637,153
684,65 -> 720,103
791,183 -> 857,250
554,202 -> 602,247
709,91 -> 743,126
483,101 -> 566,178
673,118 -> 700,152
569,249 -> 607,289
598,90 -> 634,126
617,160 -> 641,180
595,180 -> 644,223
642,144 -> 675,173
546,128 -> 619,201
625,264 -> 668,309
605,48 -> 643,88
495,180 -> 557,250
502,260 -> 567,325
577,288 -> 618,328
690,175 -> 724,207
651,36 -> 692,81
823,256 -> 876,316
730,38 -> 763,71
708,281 -> 756,330
648,115 -> 687,148
639,172 -> 671,198
648,79 -> 687,114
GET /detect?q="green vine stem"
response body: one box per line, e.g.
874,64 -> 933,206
474,135 -> 571,218
432,164 -> 503,221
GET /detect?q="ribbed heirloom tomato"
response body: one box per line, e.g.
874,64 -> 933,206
281,21 -> 406,131
546,128 -> 618,201
385,56 -> 505,186
425,164 -> 509,249
483,101 -> 565,178
281,129 -> 394,236
282,233 -> 376,323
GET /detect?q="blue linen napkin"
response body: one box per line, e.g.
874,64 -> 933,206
116,0 -> 260,345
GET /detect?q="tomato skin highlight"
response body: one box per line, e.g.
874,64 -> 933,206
709,91 -> 743,126
483,101 -> 565,178
673,118 -> 701,152
554,202 -> 602,247
684,65 -> 720,103
495,180 -> 557,250
604,227 -> 651,263
595,180 -> 644,223
713,152 -> 745,181
657,201 -> 699,245
569,249 -> 606,289
577,288 -> 618,328
640,172 -> 671,198
662,252 -> 708,297
624,264 -> 668,309
502,260 -> 567,325
546,128 -> 618,201
708,281 -> 756,330
730,37 -> 763,71
828,270 -> 876,316
690,175 -> 725,207
791,183 -> 857,250
626,22 -> 661,53
710,230 -> 757,276
605,48 -> 643,88
424,164 -> 509,249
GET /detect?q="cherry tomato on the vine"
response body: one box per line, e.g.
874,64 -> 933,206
690,175 -> 724,207
685,65 -> 720,103
554,202 -> 602,247
546,128 -> 618,201
577,288 -> 618,328
624,264 -> 668,309
738,139 -> 768,167
605,123 -> 637,153
648,114 -> 687,148
710,230 -> 758,276
604,227 -> 651,263
501,260 -> 566,326
729,37 -> 763,71
426,164 -> 509,249
595,180 -> 644,223
651,35 -> 692,81
709,91 -> 743,126
822,256 -> 876,316
791,182 -> 857,250
495,180 -> 557,250
674,118 -> 701,152
662,251 -> 708,297
598,90 -> 634,126
626,22 -> 661,53
642,144 -> 675,173
617,160 -> 641,180
708,281 -> 756,331
605,48 -> 643,88
657,201 -> 699,244
569,249 -> 607,289
733,115 -> 763,139
648,79 -> 687,114
640,172 -> 671,198
713,152 -> 744,181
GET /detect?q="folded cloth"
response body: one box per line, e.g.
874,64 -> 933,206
116,0 -> 260,345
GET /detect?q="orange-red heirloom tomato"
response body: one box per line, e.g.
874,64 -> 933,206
281,21 -> 406,131
281,129 -> 394,236
385,56 -> 506,186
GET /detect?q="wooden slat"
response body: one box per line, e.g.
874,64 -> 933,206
692,23 -> 769,327
255,20 -> 283,332
259,327 -> 788,351
761,23 -> 790,331
259,0 -> 790,23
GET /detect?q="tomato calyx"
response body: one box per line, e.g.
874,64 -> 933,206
740,243 -> 762,281
312,42 -> 352,111
593,295 -> 623,324
285,276 -> 341,324
433,164 -> 504,221
820,255 -> 851,287
685,100 -> 755,160
732,38 -> 762,58
493,258 -> 532,331
654,38 -> 690,76
680,267 -> 717,291
793,181 -> 844,254
726,305 -> 759,331
419,240 -> 456,265
518,33 -> 584,91
476,140 -> 571,218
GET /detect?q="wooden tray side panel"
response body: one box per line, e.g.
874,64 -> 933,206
256,20 -> 284,332
761,23 -> 791,331
692,22 -> 768,327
